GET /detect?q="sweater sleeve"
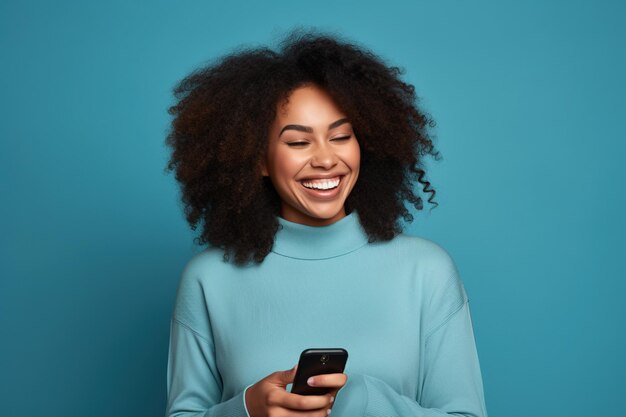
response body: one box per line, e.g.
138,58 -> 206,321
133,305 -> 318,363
358,300 -> 488,417
165,319 -> 252,417
332,247 -> 488,417
165,255 -> 251,417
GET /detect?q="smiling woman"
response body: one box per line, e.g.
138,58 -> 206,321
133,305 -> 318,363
164,28 -> 488,417
261,84 -> 361,226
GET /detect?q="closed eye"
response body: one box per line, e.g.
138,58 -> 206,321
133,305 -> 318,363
286,136 -> 352,147
332,136 -> 352,141
286,142 -> 308,147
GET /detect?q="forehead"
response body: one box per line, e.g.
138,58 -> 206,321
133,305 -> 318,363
276,85 -> 344,120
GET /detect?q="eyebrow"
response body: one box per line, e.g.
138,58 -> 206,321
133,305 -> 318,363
279,118 -> 350,137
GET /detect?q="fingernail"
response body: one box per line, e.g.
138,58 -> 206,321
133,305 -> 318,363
307,377 -> 315,386
330,396 -> 334,403
327,409 -> 331,415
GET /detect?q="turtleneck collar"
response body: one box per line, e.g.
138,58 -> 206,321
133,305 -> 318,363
271,210 -> 370,260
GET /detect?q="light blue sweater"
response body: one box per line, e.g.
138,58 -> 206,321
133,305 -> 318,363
166,211 -> 488,417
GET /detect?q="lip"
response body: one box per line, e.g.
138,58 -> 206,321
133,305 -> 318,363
299,174 -> 345,181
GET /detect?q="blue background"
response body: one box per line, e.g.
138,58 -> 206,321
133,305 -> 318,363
1,1 -> 624,416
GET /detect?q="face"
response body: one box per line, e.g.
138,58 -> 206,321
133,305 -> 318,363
261,84 -> 361,227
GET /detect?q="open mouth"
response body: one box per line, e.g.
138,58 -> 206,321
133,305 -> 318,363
299,175 -> 343,191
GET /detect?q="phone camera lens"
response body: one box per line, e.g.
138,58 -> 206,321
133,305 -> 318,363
320,354 -> 329,364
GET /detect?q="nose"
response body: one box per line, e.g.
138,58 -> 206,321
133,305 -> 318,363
310,142 -> 338,169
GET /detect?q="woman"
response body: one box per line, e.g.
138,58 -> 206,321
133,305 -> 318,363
164,30 -> 488,417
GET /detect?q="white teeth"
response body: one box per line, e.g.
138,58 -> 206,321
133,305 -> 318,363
301,177 -> 341,190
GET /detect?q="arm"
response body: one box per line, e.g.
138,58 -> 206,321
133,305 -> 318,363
358,300 -> 488,417
165,319 -> 252,417
165,254 -> 251,417
332,300 -> 487,417
332,254 -> 488,417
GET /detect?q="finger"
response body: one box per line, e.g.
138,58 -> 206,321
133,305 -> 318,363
326,388 -> 339,399
307,373 -> 348,388
268,390 -> 334,411
267,364 -> 299,387
326,389 -> 338,409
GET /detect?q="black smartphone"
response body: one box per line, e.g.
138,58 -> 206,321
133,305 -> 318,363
290,348 -> 349,395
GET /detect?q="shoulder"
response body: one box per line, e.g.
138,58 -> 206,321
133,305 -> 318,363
388,232 -> 460,276
179,246 -> 226,281
389,233 -> 468,324
171,246 -> 228,326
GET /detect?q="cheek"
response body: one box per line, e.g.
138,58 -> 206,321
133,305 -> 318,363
271,149 -> 304,181
344,142 -> 361,171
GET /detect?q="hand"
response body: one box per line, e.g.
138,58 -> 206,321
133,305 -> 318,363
245,364 -> 348,417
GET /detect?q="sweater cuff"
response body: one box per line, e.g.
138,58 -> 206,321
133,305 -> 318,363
202,388 -> 251,417
362,374 -> 413,416
242,383 -> 254,417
